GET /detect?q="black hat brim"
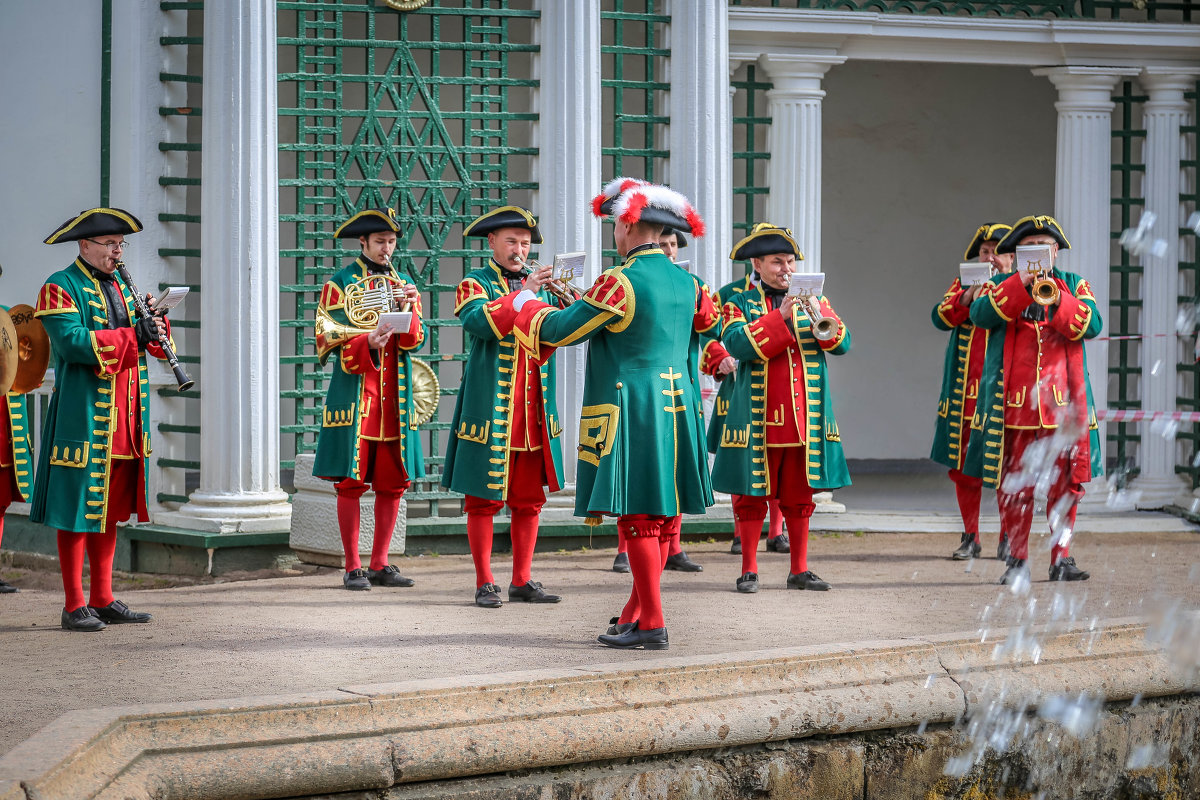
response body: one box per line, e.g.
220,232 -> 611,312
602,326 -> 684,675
464,207 -> 543,244
995,216 -> 1070,254
729,230 -> 803,262
43,208 -> 143,244
963,223 -> 1013,261
335,209 -> 402,239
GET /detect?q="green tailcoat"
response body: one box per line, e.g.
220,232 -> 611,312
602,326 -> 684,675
512,247 -> 714,518
31,259 -> 156,532
705,272 -> 754,454
929,278 -> 984,470
312,258 -> 426,482
4,393 -> 32,502
963,268 -> 1104,489
710,287 -> 852,495
441,260 -> 565,499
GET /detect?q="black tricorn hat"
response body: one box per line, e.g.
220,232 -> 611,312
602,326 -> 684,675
463,206 -> 543,244
996,214 -> 1071,254
335,207 -> 402,239
591,178 -> 706,237
963,222 -> 1013,261
661,225 -> 688,248
729,222 -> 804,262
43,207 -> 143,244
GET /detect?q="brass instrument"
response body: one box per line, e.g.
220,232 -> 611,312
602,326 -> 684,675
799,295 -> 837,341
6,304 -> 49,394
511,255 -> 582,306
1031,273 -> 1059,306
115,261 -> 193,391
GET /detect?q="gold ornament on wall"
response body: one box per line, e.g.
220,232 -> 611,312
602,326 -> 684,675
382,0 -> 431,10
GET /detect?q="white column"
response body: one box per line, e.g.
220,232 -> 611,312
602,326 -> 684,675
759,54 -> 845,273
1136,68 -> 1200,508
1034,66 -> 1138,508
165,0 -> 291,531
535,0 -> 602,486
668,0 -> 732,294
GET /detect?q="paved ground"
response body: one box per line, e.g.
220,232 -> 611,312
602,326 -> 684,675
2,521 -> 1199,758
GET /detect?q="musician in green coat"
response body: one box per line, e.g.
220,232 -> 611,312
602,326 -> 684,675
710,224 -> 851,594
34,208 -> 170,631
496,178 -> 718,650
313,208 -> 425,592
441,206 -> 567,609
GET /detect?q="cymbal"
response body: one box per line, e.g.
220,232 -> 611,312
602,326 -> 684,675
8,304 -> 48,394
0,309 -> 17,396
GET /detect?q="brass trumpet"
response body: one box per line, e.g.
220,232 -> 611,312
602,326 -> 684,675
799,295 -> 838,342
1031,273 -> 1059,306
511,255 -> 581,306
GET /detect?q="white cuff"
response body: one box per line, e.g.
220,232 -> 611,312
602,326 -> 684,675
512,289 -> 537,312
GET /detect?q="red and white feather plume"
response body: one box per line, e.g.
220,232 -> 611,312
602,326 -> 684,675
591,178 -> 706,238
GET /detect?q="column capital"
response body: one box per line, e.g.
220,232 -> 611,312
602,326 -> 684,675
1140,67 -> 1200,111
758,53 -> 846,98
1033,66 -> 1139,113
729,50 -> 758,78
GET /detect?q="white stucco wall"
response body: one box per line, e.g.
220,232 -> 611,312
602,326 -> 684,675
821,61 -> 1057,461
0,1 -> 103,307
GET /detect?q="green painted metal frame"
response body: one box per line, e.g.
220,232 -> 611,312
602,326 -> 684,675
1107,79 -> 1146,480
727,0 -> 1195,20
1174,80 -> 1200,487
731,63 -> 772,244
599,0 -> 669,265
276,0 -> 539,514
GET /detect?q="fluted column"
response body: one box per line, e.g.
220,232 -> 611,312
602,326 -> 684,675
668,0 -> 732,293
536,0 -> 602,484
1034,67 -> 1138,502
759,54 -> 845,273
1136,68 -> 1200,508
166,0 -> 291,531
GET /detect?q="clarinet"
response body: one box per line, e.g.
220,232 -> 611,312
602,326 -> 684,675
115,261 -> 194,392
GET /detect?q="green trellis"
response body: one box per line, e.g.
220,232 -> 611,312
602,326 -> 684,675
276,0 -> 539,513
1107,79 -> 1146,480
731,63 -> 773,245
1175,79 -> 1200,488
727,0 -> 1194,20
600,0 -> 669,265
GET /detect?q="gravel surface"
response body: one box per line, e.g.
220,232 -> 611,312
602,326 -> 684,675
1,528 -> 1198,757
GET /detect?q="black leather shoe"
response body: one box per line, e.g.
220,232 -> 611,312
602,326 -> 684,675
998,557 -> 1030,586
61,606 -> 106,632
368,565 -> 415,587
664,551 -> 703,572
766,533 -> 790,553
786,570 -> 832,591
736,572 -> 759,593
475,583 -> 502,608
729,536 -> 742,555
606,615 -> 636,636
0,578 -> 18,594
997,534 -> 1011,562
342,568 -> 371,591
597,622 -> 668,650
91,599 -> 153,624
509,580 -> 561,603
1049,556 -> 1090,582
951,533 -> 982,560
611,552 -> 631,573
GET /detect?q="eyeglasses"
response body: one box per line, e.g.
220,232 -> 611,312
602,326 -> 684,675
85,239 -> 126,251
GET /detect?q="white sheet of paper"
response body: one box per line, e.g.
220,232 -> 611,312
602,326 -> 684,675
377,311 -> 411,331
674,260 -> 690,272
959,263 -> 992,286
153,286 -> 189,314
553,251 -> 586,283
1015,244 -> 1054,275
787,272 -> 825,297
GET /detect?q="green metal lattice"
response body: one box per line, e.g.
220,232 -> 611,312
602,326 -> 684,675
1107,79 -> 1146,479
154,0 -> 204,505
1175,79 -> 1200,487
727,0 -> 1195,20
276,0 -> 539,513
731,63 -> 773,245
600,0 -> 669,264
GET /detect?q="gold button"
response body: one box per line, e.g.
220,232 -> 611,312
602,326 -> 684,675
616,382 -> 623,389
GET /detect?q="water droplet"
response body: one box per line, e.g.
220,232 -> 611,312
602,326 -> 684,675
1151,359 -> 1163,376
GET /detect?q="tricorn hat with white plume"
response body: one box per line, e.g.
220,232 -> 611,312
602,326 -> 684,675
591,177 -> 706,237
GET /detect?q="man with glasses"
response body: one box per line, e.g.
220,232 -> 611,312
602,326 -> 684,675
33,208 -> 170,631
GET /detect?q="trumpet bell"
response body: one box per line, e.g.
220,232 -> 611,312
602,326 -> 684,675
1032,277 -> 1059,306
811,318 -> 838,342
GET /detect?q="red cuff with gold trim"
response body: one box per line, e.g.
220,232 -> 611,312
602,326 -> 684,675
92,328 -> 140,376
339,333 -> 378,375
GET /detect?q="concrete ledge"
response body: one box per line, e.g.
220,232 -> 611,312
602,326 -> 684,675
0,618 -> 1194,800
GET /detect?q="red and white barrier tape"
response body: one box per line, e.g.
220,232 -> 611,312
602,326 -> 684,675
1098,409 -> 1200,423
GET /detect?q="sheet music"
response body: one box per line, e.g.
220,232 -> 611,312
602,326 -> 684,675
152,286 -> 189,314
787,272 -> 825,297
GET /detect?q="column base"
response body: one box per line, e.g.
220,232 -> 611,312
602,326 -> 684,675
1131,474 -> 1190,511
159,489 -> 293,533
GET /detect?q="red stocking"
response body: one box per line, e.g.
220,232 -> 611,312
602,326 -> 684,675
466,513 -> 495,588
57,530 -> 87,612
626,535 -> 665,630
336,491 -> 363,571
510,510 -> 539,587
85,523 -> 118,608
369,491 -> 402,571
